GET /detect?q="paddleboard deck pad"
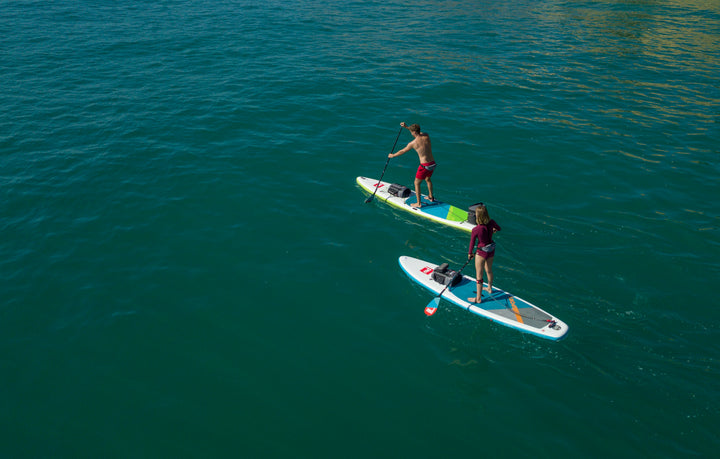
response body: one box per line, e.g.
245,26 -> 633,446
399,256 -> 568,341
357,176 -> 475,232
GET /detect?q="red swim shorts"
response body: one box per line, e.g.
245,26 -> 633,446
416,161 -> 436,180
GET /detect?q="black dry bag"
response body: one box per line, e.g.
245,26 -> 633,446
467,202 -> 484,224
431,263 -> 462,286
388,183 -> 411,198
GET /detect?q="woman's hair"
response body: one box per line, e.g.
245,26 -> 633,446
475,205 -> 490,225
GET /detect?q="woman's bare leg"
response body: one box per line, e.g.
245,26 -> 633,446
468,255 -> 486,303
484,256 -> 494,294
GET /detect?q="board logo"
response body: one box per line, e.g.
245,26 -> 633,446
420,266 -> 434,275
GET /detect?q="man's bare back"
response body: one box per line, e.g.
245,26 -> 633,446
390,122 -> 433,163
408,132 -> 433,163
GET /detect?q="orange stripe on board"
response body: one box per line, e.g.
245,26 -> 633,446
508,297 -> 524,324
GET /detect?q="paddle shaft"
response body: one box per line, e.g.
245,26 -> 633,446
365,126 -> 404,203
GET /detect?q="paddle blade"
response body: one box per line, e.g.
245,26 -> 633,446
364,196 -> 373,203
425,297 -> 440,316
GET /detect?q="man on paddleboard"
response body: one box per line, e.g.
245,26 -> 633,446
388,122 -> 436,208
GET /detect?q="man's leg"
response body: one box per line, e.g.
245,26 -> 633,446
411,177 -> 422,207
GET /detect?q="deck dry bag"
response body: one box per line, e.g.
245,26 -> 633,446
467,202 -> 484,224
388,183 -> 411,198
431,263 -> 462,286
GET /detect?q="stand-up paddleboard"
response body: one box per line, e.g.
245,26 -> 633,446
357,176 -> 475,233
399,256 -> 569,341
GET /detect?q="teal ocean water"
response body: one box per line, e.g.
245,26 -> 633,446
2,0 -> 719,456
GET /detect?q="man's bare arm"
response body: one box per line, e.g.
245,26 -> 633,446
389,141 -> 415,158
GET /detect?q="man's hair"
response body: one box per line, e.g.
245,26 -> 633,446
409,124 -> 420,133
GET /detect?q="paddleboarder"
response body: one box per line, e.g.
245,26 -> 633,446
388,122 -> 436,208
467,204 -> 501,303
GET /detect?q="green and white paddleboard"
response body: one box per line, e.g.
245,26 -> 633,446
357,176 -> 475,232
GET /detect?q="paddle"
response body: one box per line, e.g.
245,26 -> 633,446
425,256 -> 473,316
364,126 -> 404,203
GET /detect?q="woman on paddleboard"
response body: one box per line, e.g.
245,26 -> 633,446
468,204 -> 501,303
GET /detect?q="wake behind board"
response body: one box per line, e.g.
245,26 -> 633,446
399,256 -> 568,341
357,176 -> 475,232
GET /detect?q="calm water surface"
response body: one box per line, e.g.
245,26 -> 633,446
1,0 -> 719,457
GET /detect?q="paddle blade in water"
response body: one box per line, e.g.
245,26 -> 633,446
425,297 -> 440,316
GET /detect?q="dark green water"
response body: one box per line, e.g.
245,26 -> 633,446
2,0 -> 719,456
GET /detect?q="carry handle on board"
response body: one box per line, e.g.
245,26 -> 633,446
425,256 -> 473,316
